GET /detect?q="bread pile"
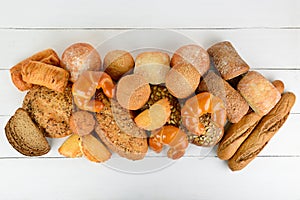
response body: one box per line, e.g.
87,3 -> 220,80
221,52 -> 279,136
5,41 -> 295,171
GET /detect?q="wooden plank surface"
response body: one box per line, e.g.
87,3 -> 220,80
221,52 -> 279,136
0,0 -> 299,28
0,0 -> 299,199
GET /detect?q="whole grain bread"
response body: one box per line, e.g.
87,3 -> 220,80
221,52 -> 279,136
95,91 -> 148,160
22,85 -> 73,138
5,108 -> 50,156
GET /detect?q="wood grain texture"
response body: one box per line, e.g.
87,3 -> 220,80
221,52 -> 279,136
0,0 -> 299,199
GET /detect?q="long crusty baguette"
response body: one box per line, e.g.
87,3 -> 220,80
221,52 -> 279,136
228,92 -> 296,171
217,112 -> 261,160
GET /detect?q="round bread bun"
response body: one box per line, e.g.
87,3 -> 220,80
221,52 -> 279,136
134,52 -> 170,84
104,50 -> 134,81
165,63 -> 200,99
61,43 -> 101,82
171,44 -> 210,76
116,74 -> 151,110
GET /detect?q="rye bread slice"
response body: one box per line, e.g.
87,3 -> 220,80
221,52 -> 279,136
5,108 -> 50,156
95,91 -> 148,161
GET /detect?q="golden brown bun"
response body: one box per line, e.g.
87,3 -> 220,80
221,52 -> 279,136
116,74 -> 151,110
134,52 -> 170,84
228,92 -> 296,171
165,63 -> 200,99
104,50 -> 134,81
272,80 -> 285,94
217,112 -> 261,160
22,61 -> 69,93
207,41 -> 250,80
237,71 -> 281,116
171,44 -> 210,76
61,43 -> 101,82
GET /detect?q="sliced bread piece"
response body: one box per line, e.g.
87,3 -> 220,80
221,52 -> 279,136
80,134 -> 111,163
5,108 -> 50,156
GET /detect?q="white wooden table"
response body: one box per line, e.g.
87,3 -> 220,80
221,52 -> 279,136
0,0 -> 299,199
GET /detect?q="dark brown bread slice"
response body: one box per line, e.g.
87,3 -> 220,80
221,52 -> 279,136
23,85 -> 72,138
5,108 -> 50,156
198,71 -> 249,123
95,91 -> 148,160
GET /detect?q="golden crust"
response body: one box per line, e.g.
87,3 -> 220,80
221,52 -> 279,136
237,71 -> 281,116
22,61 -> 69,93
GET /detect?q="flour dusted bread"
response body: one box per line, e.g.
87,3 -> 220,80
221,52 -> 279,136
237,71 -> 281,116
5,108 -> 50,156
23,85 -> 73,138
95,91 -> 148,160
22,61 -> 69,93
208,41 -> 250,80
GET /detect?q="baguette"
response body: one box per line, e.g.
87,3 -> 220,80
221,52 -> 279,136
228,92 -> 296,171
217,112 -> 261,160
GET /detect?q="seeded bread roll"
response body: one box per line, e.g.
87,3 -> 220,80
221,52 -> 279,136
104,50 -> 134,81
165,63 -> 200,99
134,52 -> 170,84
5,108 -> 50,156
237,71 -> 281,116
217,112 -> 261,160
198,71 -> 249,123
208,41 -> 250,80
23,85 -> 73,138
228,92 -> 296,171
95,91 -> 148,160
61,43 -> 101,82
116,74 -> 151,110
171,44 -> 210,76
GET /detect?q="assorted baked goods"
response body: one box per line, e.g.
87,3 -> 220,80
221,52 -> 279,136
228,92 -> 296,171
5,41 -> 296,171
198,71 -> 249,123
